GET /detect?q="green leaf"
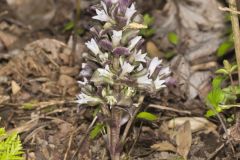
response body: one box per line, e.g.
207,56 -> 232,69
137,112 -> 158,121
215,69 -> 228,75
168,32 -> 179,45
207,88 -> 225,108
90,123 -> 104,139
212,76 -> 223,89
143,14 -> 154,26
64,21 -> 75,31
223,60 -> 232,72
217,41 -> 233,57
230,65 -> 238,73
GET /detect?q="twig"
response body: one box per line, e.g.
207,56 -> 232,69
71,116 -> 98,160
219,6 -> 240,15
207,143 -> 226,160
148,104 -> 191,115
64,133 -> 74,160
229,0 -> 240,85
120,95 -> 145,144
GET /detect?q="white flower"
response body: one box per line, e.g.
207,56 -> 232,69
125,3 -> 136,24
154,77 -> 166,90
92,2 -> 111,22
136,63 -> 144,71
128,36 -> 142,50
78,77 -> 88,85
137,73 -> 152,85
112,30 -> 122,47
148,57 -> 162,77
76,93 -> 102,105
99,52 -> 109,63
85,38 -> 101,55
120,62 -> 135,76
133,50 -> 146,62
110,0 -> 118,4
98,65 -> 114,78
158,67 -> 171,78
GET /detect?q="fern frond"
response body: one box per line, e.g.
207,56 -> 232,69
0,128 -> 23,160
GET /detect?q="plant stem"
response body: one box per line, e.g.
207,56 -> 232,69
229,0 -> 240,85
120,95 -> 145,144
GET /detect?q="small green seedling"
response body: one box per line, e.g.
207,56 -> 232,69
206,60 -> 238,117
168,32 -> 179,45
140,14 -> 156,38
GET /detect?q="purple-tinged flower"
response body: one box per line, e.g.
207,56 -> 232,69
113,47 -> 130,55
92,2 -> 112,22
154,77 -> 166,90
99,39 -> 113,51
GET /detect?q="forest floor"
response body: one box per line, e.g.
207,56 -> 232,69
0,0 -> 238,159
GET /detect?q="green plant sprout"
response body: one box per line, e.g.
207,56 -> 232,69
140,14 -> 156,38
206,60 -> 239,117
0,128 -> 23,160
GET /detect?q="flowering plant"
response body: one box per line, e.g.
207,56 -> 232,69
77,0 -> 170,159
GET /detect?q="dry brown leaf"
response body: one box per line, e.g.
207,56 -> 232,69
0,95 -> 10,105
168,117 -> 217,134
146,41 -> 164,58
151,141 -> 176,152
11,80 -> 21,95
0,31 -> 18,48
176,121 -> 192,160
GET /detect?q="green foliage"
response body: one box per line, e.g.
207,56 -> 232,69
168,32 -> 179,45
63,21 -> 84,35
137,112 -> 158,121
90,123 -> 104,139
140,14 -> 156,38
217,41 -> 234,57
206,60 -> 238,117
0,128 -> 23,160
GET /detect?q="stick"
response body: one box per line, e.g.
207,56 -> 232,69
229,0 -> 240,85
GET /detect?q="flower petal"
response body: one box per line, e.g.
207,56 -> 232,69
113,47 -> 130,55
92,9 -> 111,22
148,57 -> 162,77
85,38 -> 101,55
133,50 -> 146,62
125,3 -> 136,24
128,36 -> 142,50
112,30 -> 122,47
120,62 -> 135,76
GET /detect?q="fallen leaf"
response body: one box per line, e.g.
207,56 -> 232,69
146,41 -> 164,58
176,121 -> 192,160
151,141 -> 176,152
168,117 -> 217,134
11,80 -> 21,95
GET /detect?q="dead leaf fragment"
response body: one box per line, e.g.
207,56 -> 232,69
176,121 -> 192,160
11,80 -> 21,95
146,41 -> 164,58
168,117 -> 217,134
151,141 -> 176,152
